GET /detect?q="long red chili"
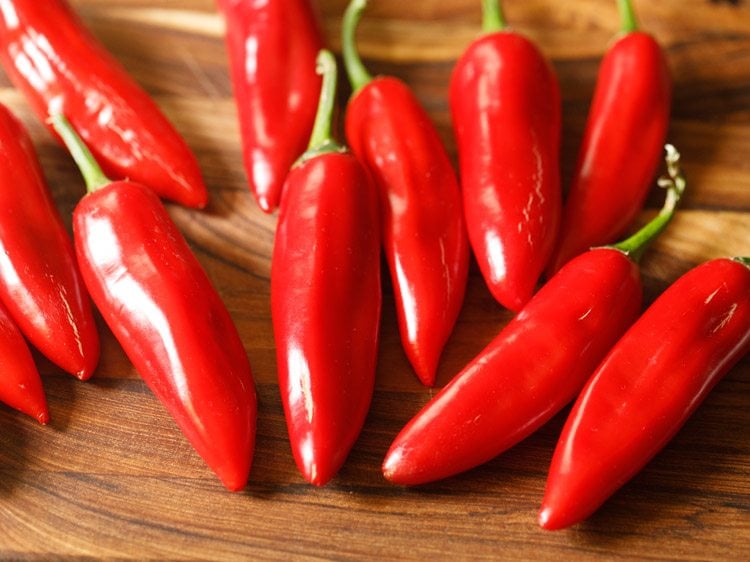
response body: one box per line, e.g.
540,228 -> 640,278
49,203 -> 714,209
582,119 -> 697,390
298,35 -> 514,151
218,0 -> 323,213
0,0 -> 208,208
450,0 -> 561,311
341,0 -> 469,386
540,257 -> 750,530
52,115 -> 256,491
0,300 -> 48,424
547,0 -> 671,273
0,103 -> 99,380
272,49 -> 381,486
383,147 -> 684,486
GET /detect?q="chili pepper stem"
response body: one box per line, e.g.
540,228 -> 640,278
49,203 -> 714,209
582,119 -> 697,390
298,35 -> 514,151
734,257 -> 750,268
617,0 -> 639,33
298,49 -> 344,164
610,144 -> 685,262
342,0 -> 373,94
49,114 -> 110,193
482,0 -> 506,33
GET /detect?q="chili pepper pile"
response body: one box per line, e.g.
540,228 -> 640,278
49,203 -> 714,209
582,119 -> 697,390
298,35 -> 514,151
0,0 -> 746,533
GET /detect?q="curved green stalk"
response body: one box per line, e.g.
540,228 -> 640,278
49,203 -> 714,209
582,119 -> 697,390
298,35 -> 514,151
617,0 -> 638,33
482,0 -> 506,33
49,114 -> 110,193
734,257 -> 750,268
611,144 -> 686,262
298,49 -> 344,164
342,0 -> 373,94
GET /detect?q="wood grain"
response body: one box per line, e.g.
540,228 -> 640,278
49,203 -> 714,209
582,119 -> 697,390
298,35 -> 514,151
1,0 -> 749,559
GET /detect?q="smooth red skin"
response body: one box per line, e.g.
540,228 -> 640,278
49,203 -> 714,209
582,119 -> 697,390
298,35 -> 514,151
0,300 -> 48,424
74,182 -> 256,491
218,0 -> 322,213
383,249 -> 641,486
548,32 -> 671,273
0,103 -> 99,380
540,259 -> 750,531
450,31 -> 561,311
345,77 -> 469,386
272,153 -> 381,486
0,0 -> 207,208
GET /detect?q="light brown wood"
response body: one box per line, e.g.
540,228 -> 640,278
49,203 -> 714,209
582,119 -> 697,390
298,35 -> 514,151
1,0 -> 749,559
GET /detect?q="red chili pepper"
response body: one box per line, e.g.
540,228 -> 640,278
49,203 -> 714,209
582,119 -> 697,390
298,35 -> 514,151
218,0 -> 323,213
540,257 -> 750,530
341,0 -> 469,386
0,0 -> 208,208
51,115 -> 256,491
0,300 -> 48,424
547,0 -> 671,273
382,147 -> 684,486
0,103 -> 99,380
450,0 -> 561,311
272,50 -> 381,486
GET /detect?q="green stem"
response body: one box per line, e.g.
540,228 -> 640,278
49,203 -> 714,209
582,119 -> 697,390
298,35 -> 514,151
298,49 -> 343,163
611,144 -> 686,262
734,257 -> 750,268
342,0 -> 373,94
482,0 -> 506,33
617,0 -> 638,33
49,114 -> 110,193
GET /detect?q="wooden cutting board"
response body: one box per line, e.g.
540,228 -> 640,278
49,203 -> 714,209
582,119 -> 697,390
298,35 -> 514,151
1,0 -> 748,559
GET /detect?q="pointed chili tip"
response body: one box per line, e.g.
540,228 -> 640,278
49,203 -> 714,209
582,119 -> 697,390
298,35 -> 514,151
36,409 -> 50,425
382,445 -> 414,485
217,468 -> 250,492
301,461 -> 336,487
255,194 -> 275,214
537,506 -> 557,530
538,503 -> 576,531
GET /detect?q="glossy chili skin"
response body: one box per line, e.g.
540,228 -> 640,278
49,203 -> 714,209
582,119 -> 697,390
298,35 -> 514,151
383,248 -> 641,486
539,258 -> 750,530
0,104 -> 99,380
0,0 -> 207,208
218,0 -> 322,213
346,76 -> 469,386
0,299 -> 48,424
74,182 -> 256,491
450,31 -> 561,311
547,32 -> 671,273
272,152 -> 381,486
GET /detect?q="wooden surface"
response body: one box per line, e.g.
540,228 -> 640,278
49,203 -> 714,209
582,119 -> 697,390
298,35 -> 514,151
1,0 -> 749,559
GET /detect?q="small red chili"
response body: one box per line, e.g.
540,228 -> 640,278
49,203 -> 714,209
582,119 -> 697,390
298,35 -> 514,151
341,0 -> 469,386
382,147 -> 684,486
218,0 -> 323,213
52,115 -> 256,492
0,102 -> 99,380
547,0 -> 671,273
272,50 -> 381,486
0,0 -> 208,208
540,257 -> 750,530
450,0 -> 561,311
0,299 -> 48,424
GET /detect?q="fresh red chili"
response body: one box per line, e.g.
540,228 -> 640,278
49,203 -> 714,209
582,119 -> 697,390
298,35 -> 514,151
272,50 -> 381,486
547,0 -> 671,273
0,299 -> 48,424
382,147 -> 684,486
341,0 -> 469,386
450,0 -> 561,311
540,257 -> 750,530
0,0 -> 208,208
0,103 -> 99,380
218,0 -> 323,213
52,115 -> 256,491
